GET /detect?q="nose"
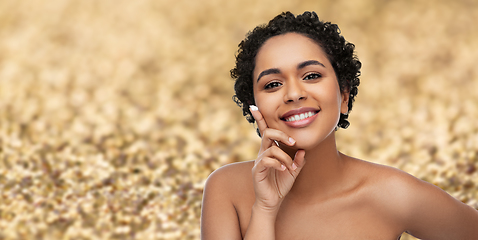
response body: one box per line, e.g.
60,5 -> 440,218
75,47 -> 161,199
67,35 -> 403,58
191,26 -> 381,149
284,79 -> 307,103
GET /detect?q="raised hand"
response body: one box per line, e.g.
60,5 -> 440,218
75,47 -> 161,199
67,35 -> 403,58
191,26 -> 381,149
249,105 -> 306,213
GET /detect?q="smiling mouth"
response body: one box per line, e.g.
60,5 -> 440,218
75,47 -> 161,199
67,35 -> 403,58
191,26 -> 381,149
283,110 -> 319,122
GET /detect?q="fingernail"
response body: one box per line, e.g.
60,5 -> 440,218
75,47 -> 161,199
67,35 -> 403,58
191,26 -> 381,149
250,105 -> 258,111
292,163 -> 297,170
289,137 -> 295,144
281,164 -> 286,171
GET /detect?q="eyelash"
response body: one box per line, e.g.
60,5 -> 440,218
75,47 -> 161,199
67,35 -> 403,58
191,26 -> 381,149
263,73 -> 322,90
264,81 -> 281,89
303,73 -> 321,80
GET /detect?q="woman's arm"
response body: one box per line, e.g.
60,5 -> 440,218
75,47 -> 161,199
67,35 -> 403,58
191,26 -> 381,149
243,203 -> 279,240
201,164 -> 243,240
242,106 -> 306,239
201,151 -> 306,240
201,165 -> 242,240
201,106 -> 306,239
400,175 -> 478,239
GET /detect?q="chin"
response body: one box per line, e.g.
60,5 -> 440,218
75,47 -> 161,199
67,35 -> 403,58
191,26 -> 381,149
288,128 -> 336,150
279,137 -> 315,151
293,141 -> 318,151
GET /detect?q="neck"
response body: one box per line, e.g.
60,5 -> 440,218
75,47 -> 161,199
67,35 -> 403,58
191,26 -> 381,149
282,132 -> 348,203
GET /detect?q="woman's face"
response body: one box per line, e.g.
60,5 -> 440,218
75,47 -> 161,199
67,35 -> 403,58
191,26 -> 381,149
253,32 -> 349,150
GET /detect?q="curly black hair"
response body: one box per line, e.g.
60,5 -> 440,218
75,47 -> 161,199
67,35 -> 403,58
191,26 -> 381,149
231,11 -> 361,131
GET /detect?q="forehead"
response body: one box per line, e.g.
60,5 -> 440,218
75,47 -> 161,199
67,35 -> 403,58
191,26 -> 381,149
254,33 -> 330,77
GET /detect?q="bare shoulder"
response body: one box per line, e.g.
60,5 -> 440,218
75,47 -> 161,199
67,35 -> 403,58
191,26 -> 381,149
203,160 -> 256,208
201,161 -> 255,240
351,157 -> 448,213
349,157 -> 478,239
204,161 -> 254,194
348,158 -> 420,212
352,157 -> 423,194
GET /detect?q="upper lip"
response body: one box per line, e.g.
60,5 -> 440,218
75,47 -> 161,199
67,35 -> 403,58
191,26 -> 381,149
280,107 -> 320,120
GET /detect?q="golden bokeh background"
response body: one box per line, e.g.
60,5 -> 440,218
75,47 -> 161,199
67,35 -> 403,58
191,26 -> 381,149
0,0 -> 477,239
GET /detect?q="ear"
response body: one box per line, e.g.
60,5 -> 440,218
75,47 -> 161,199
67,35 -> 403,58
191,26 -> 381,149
340,89 -> 350,114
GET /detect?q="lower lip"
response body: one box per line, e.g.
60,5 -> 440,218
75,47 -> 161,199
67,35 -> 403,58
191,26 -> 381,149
283,112 -> 319,128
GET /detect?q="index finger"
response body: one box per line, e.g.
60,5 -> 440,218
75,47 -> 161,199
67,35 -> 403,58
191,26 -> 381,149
249,105 -> 268,136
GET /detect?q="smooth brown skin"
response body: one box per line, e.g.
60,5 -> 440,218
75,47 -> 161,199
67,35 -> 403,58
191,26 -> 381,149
201,33 -> 478,239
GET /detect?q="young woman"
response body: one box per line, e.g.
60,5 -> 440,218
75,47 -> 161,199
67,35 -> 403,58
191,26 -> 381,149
201,11 -> 478,240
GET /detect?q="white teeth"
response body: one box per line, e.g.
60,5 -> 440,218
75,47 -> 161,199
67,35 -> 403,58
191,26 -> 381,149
285,111 -> 317,122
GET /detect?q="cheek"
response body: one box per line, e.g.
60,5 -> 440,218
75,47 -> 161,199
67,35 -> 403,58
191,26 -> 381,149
256,101 -> 274,121
311,85 -> 340,105
323,82 -> 342,103
255,95 -> 281,126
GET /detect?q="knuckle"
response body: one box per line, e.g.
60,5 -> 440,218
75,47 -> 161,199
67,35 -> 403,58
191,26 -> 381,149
262,128 -> 272,137
252,160 -> 263,171
254,156 -> 264,166
262,156 -> 274,165
262,147 -> 272,156
268,145 -> 281,157
272,144 -> 285,154
255,156 -> 271,166
270,145 -> 281,155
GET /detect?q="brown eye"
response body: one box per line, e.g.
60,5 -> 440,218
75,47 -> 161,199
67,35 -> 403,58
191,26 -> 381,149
265,81 -> 282,89
304,73 -> 321,80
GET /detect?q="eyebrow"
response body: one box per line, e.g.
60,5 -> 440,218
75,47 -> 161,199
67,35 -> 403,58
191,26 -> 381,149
256,68 -> 281,82
256,60 -> 326,82
297,60 -> 325,69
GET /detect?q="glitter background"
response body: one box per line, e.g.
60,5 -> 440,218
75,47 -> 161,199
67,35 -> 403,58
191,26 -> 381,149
0,0 -> 477,239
